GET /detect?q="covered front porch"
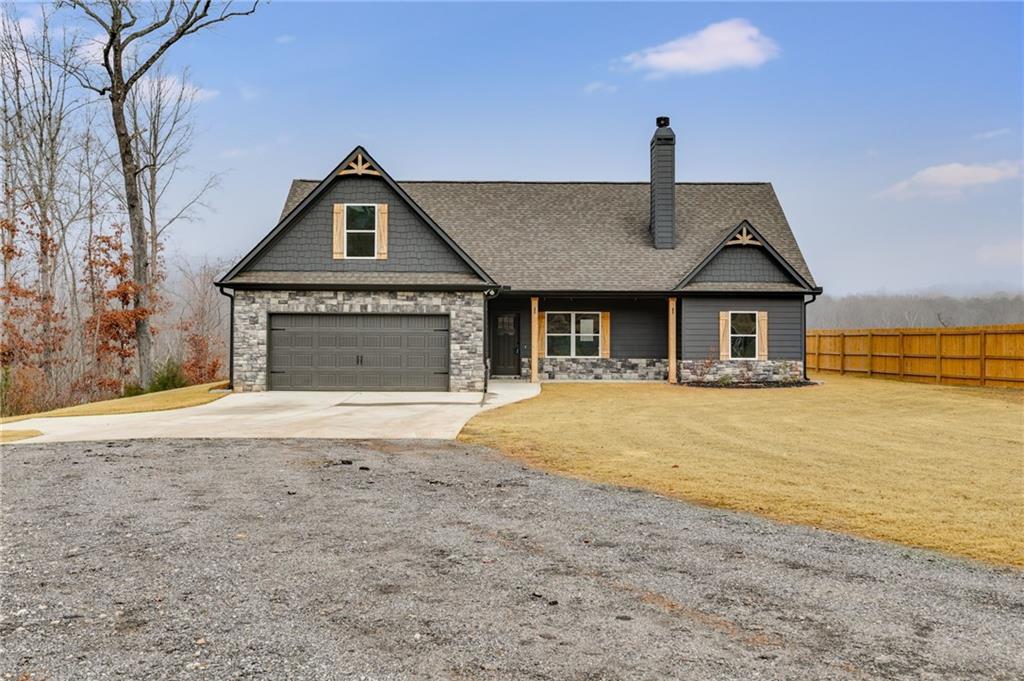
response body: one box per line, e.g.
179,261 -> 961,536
487,294 -> 678,383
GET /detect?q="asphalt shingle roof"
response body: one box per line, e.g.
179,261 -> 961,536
278,179 -> 816,292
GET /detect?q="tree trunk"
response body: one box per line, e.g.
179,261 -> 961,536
109,95 -> 153,387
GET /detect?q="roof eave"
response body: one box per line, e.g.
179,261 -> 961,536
215,280 -> 495,292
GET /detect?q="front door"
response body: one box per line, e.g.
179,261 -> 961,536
491,312 -> 520,376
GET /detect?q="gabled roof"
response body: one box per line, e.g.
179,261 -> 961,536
277,179 -> 818,292
219,147 -> 494,286
676,219 -> 815,292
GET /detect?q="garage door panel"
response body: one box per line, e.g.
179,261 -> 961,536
269,314 -> 450,391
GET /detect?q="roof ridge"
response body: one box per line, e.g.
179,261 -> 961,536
293,178 -> 773,186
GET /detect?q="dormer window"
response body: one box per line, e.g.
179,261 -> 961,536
333,203 -> 389,260
345,204 -> 377,258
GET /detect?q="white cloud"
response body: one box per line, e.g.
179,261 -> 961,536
973,128 -> 1011,140
878,160 -> 1021,199
275,34 -> 296,45
583,81 -> 618,95
976,238 -> 1024,267
77,33 -> 108,65
135,75 -> 219,103
623,18 -> 780,77
238,84 -> 263,101
17,16 -> 37,37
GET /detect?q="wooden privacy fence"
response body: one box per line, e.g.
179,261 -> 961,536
806,324 -> 1024,388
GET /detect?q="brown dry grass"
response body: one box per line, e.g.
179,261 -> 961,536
1,381 -> 229,425
0,428 -> 43,443
460,373 -> 1024,567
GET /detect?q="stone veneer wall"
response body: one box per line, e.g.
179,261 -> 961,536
233,290 -> 485,392
511,357 -> 803,384
677,359 -> 804,384
518,357 -> 669,381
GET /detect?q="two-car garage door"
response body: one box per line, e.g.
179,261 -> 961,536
268,314 -> 450,391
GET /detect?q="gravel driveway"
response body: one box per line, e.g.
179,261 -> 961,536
2,439 -> 1021,680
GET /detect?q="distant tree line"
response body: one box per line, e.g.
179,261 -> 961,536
808,292 -> 1024,330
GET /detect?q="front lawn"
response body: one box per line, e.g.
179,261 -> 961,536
1,381 -> 229,425
460,374 -> 1024,567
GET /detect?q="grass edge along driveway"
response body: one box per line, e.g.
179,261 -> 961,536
0,381 -> 228,426
460,374 -> 1024,567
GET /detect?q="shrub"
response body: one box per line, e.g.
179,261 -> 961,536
122,382 -> 146,398
181,331 -> 223,384
148,358 -> 188,393
0,365 -> 45,416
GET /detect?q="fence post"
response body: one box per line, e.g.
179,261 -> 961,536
979,330 -> 987,387
840,332 -> 846,375
935,331 -> 942,384
898,332 -> 904,380
815,333 -> 821,371
867,331 -> 873,377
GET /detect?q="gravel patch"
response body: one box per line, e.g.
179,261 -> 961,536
2,438 -> 1022,680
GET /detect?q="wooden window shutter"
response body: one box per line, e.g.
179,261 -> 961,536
375,203 -> 388,259
600,312 -> 611,358
757,311 -> 769,360
537,314 -> 546,358
332,204 -> 345,259
719,311 -> 730,360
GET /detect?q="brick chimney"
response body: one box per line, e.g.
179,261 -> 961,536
649,116 -> 676,249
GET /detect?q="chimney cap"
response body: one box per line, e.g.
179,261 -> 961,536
656,116 -> 670,128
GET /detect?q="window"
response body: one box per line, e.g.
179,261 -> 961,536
729,312 -> 758,359
345,204 -> 377,258
546,312 -> 601,357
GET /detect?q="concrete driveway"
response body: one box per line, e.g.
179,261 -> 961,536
6,381 -> 538,443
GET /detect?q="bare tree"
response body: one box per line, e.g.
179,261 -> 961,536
125,61 -> 219,288
0,5 -> 82,396
61,0 -> 257,387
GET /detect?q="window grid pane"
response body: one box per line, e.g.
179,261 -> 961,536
346,205 -> 376,231
731,336 -> 756,359
346,232 -> 375,257
730,312 -> 756,335
547,335 -> 571,357
547,313 -> 571,334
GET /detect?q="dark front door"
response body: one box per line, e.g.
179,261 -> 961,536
491,312 -> 520,376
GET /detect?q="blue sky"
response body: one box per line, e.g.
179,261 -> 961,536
114,2 -> 1021,295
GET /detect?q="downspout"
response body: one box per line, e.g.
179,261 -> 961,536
218,286 -> 235,390
802,291 -> 819,381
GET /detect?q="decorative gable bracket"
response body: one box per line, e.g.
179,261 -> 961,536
726,224 -> 761,246
337,152 -> 380,177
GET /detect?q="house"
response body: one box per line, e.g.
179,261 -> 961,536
216,117 -> 821,392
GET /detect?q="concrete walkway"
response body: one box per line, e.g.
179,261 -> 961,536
5,380 -> 538,443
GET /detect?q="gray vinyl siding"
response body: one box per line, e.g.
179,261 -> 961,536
248,175 -> 471,273
490,296 -> 668,359
679,296 -> 804,360
691,247 -> 794,284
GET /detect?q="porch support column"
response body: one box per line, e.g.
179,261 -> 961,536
530,296 -> 540,383
667,297 -> 678,384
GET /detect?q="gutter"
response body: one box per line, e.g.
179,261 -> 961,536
218,287 -> 235,390
214,281 -> 494,293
